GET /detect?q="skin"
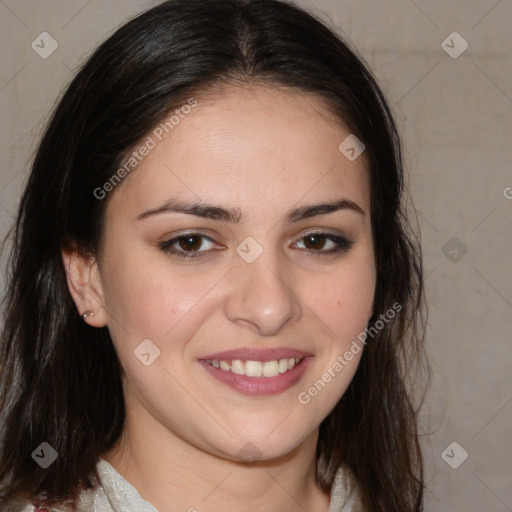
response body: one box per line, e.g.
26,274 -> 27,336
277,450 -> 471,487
62,84 -> 376,512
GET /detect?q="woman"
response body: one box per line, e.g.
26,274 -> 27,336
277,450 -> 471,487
0,0 -> 429,510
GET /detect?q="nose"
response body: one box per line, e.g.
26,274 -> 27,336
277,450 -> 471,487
224,253 -> 302,337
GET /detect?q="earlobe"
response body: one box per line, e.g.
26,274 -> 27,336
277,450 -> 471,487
61,246 -> 107,327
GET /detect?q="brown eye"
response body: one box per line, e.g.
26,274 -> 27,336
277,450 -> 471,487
303,234 -> 328,250
159,233 -> 219,259
178,235 -> 203,252
295,232 -> 354,255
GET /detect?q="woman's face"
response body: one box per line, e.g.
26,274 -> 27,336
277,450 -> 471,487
87,85 -> 375,461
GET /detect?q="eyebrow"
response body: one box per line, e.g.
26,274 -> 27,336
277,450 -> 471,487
136,197 -> 365,223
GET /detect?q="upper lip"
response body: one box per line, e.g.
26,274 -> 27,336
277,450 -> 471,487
199,347 -> 313,362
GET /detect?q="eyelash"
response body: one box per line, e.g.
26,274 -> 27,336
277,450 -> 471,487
159,231 -> 354,260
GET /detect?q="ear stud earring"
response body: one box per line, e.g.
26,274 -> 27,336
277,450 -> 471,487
81,310 -> 95,320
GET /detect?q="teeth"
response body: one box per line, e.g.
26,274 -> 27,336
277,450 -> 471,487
208,358 -> 302,377
245,360 -> 263,377
231,360 -> 245,375
263,360 -> 279,377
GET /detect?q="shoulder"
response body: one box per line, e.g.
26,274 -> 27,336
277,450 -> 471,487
0,502 -> 36,512
0,499 -> 35,512
328,465 -> 365,512
16,503 -> 71,512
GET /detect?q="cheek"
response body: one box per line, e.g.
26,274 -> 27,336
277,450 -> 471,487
292,259 -> 374,421
304,256 -> 375,342
100,249 -> 196,333
100,250 -> 230,371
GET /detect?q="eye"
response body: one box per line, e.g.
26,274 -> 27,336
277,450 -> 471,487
294,232 -> 353,255
159,233 -> 220,259
159,231 -> 353,260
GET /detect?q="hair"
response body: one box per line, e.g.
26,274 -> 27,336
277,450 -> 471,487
0,0 -> 429,510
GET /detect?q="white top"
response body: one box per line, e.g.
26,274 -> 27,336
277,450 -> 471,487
21,458 -> 360,511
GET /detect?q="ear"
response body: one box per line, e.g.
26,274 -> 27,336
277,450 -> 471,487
61,245 -> 108,327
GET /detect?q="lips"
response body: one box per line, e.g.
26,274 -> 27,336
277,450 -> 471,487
198,348 -> 313,396
199,347 -> 312,362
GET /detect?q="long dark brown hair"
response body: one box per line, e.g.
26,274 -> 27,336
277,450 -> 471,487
0,0 -> 429,510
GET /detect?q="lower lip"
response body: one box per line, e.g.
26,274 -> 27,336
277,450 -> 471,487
199,357 -> 313,396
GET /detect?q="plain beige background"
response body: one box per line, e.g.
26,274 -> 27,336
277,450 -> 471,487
1,0 -> 511,510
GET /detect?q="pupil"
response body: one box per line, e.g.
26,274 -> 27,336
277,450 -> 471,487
180,236 -> 201,251
306,234 -> 325,250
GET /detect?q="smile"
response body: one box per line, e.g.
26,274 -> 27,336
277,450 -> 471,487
198,348 -> 313,396
204,358 -> 303,378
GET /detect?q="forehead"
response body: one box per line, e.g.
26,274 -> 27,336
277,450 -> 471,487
107,84 -> 370,219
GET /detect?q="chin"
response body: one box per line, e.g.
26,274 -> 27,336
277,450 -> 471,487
205,424 -> 316,464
